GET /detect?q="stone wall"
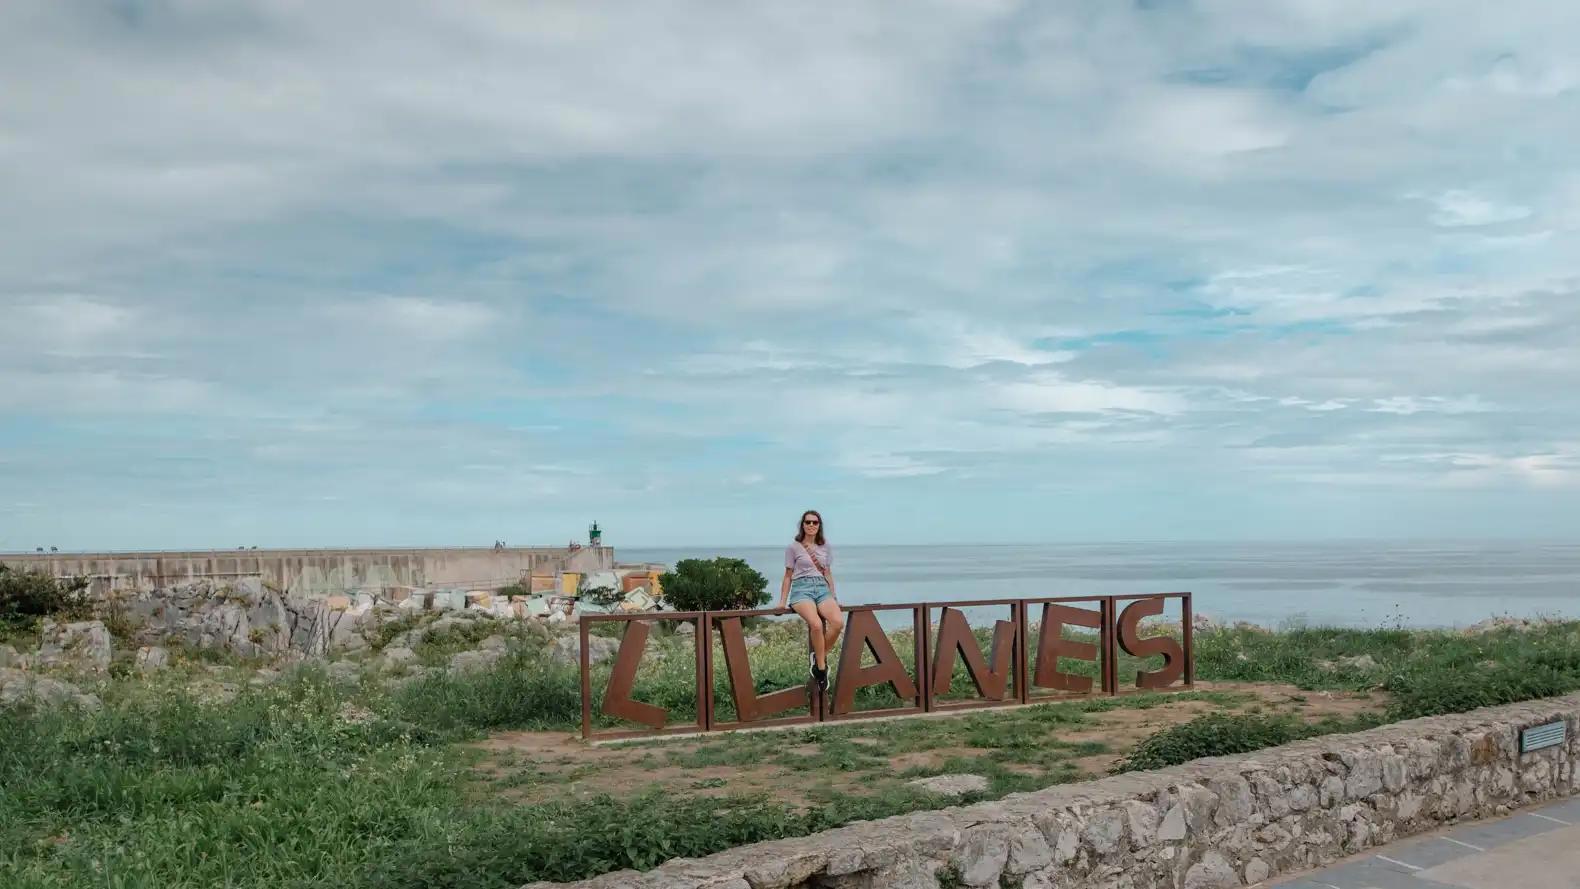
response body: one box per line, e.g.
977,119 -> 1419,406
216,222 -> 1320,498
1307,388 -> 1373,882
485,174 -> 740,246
528,693 -> 1580,889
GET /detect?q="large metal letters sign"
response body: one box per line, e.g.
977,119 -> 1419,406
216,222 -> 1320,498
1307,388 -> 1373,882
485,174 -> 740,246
580,593 -> 1194,741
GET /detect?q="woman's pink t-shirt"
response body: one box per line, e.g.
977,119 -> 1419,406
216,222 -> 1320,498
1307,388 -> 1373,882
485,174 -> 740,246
785,541 -> 831,581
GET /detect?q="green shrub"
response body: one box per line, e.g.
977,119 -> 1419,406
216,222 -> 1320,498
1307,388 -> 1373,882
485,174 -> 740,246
1111,713 -> 1313,773
582,584 -> 623,609
0,565 -> 90,633
658,558 -> 768,613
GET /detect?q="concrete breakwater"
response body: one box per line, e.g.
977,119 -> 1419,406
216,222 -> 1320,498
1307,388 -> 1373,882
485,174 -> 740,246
0,545 -> 615,598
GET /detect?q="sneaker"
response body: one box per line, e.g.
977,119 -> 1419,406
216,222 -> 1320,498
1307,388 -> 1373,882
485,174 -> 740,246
812,664 -> 829,692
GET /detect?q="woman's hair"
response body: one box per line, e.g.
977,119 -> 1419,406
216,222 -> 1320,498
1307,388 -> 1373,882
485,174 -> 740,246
795,509 -> 826,546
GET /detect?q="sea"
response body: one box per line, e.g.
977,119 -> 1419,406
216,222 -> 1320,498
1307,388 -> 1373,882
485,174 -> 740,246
617,540 -> 1580,630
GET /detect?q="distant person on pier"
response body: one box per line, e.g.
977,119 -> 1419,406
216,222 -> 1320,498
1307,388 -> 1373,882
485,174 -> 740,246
779,509 -> 843,691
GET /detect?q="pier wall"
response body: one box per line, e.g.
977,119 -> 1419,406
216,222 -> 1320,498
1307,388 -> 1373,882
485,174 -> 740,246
0,546 -> 613,598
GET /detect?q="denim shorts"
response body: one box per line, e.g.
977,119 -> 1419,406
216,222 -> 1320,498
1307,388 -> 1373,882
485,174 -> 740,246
787,576 -> 831,607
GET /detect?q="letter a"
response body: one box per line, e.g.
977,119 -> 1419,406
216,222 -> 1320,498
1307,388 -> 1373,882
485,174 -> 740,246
830,610 -> 918,715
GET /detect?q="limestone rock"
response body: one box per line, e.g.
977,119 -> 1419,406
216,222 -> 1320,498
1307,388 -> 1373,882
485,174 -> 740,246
1381,755 -> 1408,792
1179,783 -> 1219,832
550,634 -> 619,666
907,774 -> 989,798
380,647 -> 419,670
952,826 -> 1010,886
449,649 -> 505,674
860,856 -> 940,889
1244,857 -> 1270,884
1006,826 -> 1053,875
1209,775 -> 1253,826
1158,804 -> 1187,841
1183,850 -> 1240,889
1083,809 -> 1126,856
1123,799 -> 1159,849
37,620 -> 112,671
1342,751 -> 1383,799
134,645 -> 170,673
426,613 -> 486,640
479,634 -> 510,651
0,643 -> 22,669
0,669 -> 102,712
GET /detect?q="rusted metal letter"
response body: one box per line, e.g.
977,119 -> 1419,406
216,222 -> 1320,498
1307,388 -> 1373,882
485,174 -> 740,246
831,610 -> 919,715
1033,602 -> 1102,693
1117,598 -> 1185,689
930,606 -> 1015,700
717,616 -> 809,721
599,620 -> 667,728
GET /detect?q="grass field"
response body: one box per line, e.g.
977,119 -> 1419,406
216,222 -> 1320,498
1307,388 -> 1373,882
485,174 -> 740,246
3,618 -> 1579,887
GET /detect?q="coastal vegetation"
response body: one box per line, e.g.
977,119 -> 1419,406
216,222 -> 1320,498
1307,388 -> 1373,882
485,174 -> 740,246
0,566 -> 90,636
656,557 -> 770,613
3,583 -> 1579,887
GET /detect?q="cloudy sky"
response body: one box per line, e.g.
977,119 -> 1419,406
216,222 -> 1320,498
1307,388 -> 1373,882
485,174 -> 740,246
2,1 -> 1578,551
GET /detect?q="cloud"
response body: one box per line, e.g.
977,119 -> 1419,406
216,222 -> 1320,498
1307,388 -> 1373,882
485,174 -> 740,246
343,297 -> 499,341
836,451 -> 946,479
1429,191 -> 1533,228
2,1 -> 1579,545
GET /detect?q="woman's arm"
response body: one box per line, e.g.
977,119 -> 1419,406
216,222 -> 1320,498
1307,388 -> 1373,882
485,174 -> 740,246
779,567 -> 792,609
824,567 -> 835,599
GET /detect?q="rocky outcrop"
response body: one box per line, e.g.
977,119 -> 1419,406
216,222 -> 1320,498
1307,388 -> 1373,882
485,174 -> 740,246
36,620 -> 113,672
0,669 -> 102,712
449,649 -> 505,674
50,570 -> 648,661
524,693 -> 1580,889
909,774 -> 990,798
549,634 -> 619,667
108,578 -> 419,658
133,645 -> 170,673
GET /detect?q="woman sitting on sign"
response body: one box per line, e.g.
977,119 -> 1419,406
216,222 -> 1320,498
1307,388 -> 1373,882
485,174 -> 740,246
778,509 -> 844,691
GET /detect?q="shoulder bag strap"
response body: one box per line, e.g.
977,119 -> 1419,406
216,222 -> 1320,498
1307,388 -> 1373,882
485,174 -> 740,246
800,541 -> 827,576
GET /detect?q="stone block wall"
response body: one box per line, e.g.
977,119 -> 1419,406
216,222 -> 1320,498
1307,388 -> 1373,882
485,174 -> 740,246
528,693 -> 1580,889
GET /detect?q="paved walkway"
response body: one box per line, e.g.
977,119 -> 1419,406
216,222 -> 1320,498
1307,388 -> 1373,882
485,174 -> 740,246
1273,796 -> 1580,888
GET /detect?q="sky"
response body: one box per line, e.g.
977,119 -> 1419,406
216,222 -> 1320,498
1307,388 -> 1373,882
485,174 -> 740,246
1,1 -> 1578,551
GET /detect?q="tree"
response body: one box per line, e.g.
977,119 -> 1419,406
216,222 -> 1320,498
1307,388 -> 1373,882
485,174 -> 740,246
657,558 -> 768,613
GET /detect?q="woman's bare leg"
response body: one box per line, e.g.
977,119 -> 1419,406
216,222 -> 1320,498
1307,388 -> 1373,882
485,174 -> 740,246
791,600 -> 826,668
816,598 -> 844,661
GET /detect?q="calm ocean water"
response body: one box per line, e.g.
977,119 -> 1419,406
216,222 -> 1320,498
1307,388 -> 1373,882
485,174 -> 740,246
618,541 -> 1580,630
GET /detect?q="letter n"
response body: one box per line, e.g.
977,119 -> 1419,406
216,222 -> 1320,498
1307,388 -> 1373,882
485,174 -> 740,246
1033,603 -> 1102,693
930,606 -> 1015,700
1117,598 -> 1185,689
600,621 -> 667,728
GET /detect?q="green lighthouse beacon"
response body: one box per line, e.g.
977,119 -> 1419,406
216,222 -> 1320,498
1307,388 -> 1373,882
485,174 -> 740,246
588,521 -> 602,547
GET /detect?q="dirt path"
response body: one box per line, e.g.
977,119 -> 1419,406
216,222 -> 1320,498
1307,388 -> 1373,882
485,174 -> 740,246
470,682 -> 1385,809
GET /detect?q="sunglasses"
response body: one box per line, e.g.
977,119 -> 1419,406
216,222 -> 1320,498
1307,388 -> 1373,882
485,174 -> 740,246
803,519 -> 820,525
